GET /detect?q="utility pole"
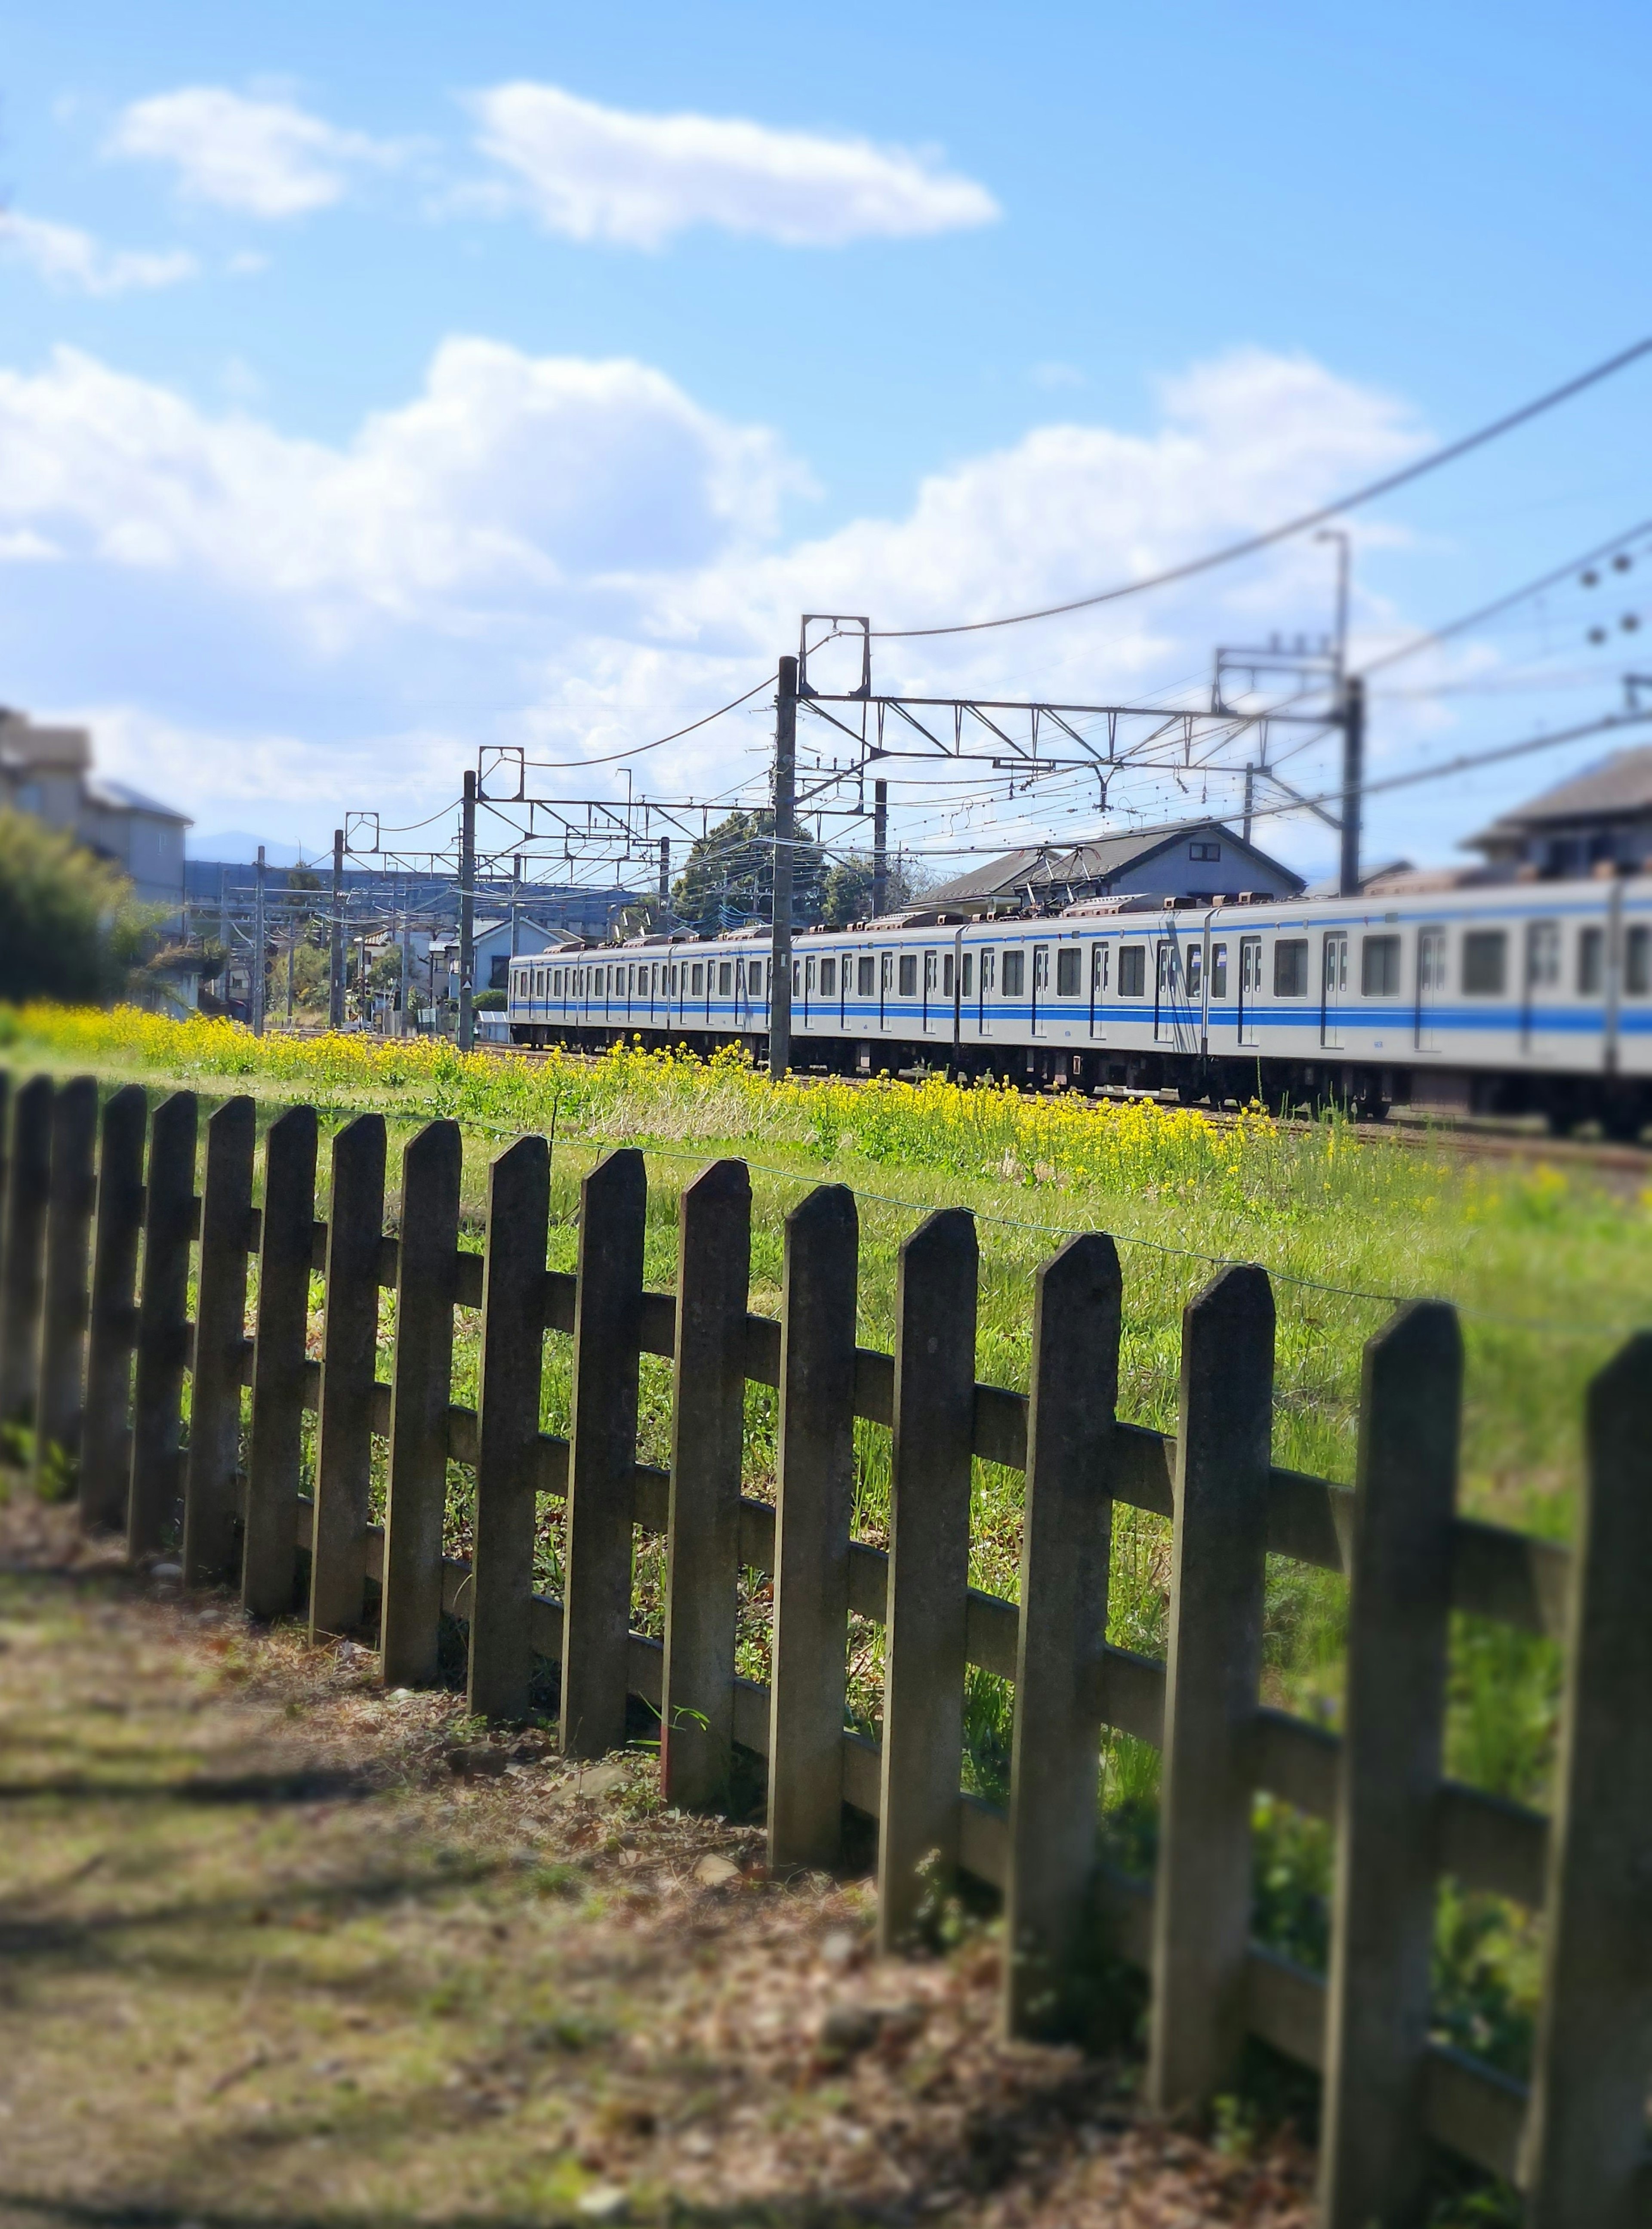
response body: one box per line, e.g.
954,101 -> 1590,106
285,913 -> 296,1025
458,769 -> 477,1051
400,887 -> 413,1036
658,836 -> 670,926
329,829 -> 345,1030
769,656 -> 797,1078
251,846 -> 267,1038
872,778 -> 888,919
1242,765 -> 1255,845
1338,672 -> 1365,898
510,854 -> 523,960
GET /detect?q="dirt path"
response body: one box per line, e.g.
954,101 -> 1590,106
0,1497 -> 1311,2228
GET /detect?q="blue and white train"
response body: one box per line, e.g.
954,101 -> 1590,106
507,876 -> 1652,1133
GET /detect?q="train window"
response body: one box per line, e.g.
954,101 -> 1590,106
1362,935 -> 1400,995
881,952 -> 893,993
669,965 -> 678,995
751,962 -> 764,996
1033,946 -> 1049,994
943,952 -> 955,997
805,957 -> 815,991
1578,927 -> 1604,994
1627,925 -> 1651,994
1463,930 -> 1507,995
1056,947 -> 1082,996
898,954 -> 917,995
1273,940 -> 1309,997
792,960 -> 801,994
924,951 -> 938,992
1002,950 -> 1025,996
820,956 -> 837,996
1526,921 -> 1561,988
1119,945 -> 1146,996
691,963 -> 704,996
1187,946 -> 1203,997
1210,942 -> 1228,997
961,952 -> 974,994
858,955 -> 874,995
718,962 -> 733,995
1092,943 -> 1110,993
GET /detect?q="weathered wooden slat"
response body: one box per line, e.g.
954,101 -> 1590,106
467,1135 -> 549,1720
127,1091 -> 197,1561
1424,2048 -> 1528,2187
766,1184 -> 859,1872
380,1121 -> 462,1686
1320,1301 -> 1462,2229
308,1115 -> 385,1640
36,1076 -> 99,1488
80,1085 -> 147,1536
243,1105 -> 318,1620
1522,1333 -> 1652,2229
181,1096 -> 256,1587
0,1074 -> 53,1430
1149,1263 -> 1276,2112
661,1159 -> 752,1808
1004,1232 -> 1120,2040
878,1207 -> 978,1953
560,1148 -> 646,1759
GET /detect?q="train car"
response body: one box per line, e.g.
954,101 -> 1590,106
507,874 -> 1652,1133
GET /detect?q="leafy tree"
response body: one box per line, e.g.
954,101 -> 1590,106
820,849 -> 928,926
670,810 -> 825,938
0,809 -> 157,1004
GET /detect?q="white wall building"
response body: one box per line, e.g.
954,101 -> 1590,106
0,710 -> 189,918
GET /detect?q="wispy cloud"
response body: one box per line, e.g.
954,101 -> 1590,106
106,86 -> 401,218
465,81 -> 1000,249
0,210 -> 196,295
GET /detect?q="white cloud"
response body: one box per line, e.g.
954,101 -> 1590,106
465,81 -> 999,249
106,86 -> 400,217
0,339 -> 1430,856
0,211 -> 196,296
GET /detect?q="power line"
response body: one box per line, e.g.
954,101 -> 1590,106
518,673 -> 777,771
872,333 -> 1652,642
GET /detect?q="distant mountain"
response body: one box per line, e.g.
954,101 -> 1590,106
188,831 -> 315,868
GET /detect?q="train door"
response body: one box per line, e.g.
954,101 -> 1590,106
1090,941 -> 1109,1040
1523,918 -> 1564,1062
1155,937 -> 1196,1049
1416,927 -> 1446,1051
979,948 -> 995,1037
879,950 -> 894,1031
1238,935 -> 1262,1047
1031,944 -> 1051,1038
923,949 -> 941,1036
1322,932 -> 1349,1049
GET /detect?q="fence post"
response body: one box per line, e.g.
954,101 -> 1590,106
767,1183 -> 859,1872
1145,1262 -> 1276,2102
309,1113 -> 387,1640
35,1076 -> 99,1491
0,1074 -> 53,1431
1319,1300 -> 1461,2229
466,1133 -> 549,1720
242,1104 -> 318,1619
560,1147 -> 646,1760
1520,1332 -> 1652,2229
877,1207 -> 978,1954
380,1119 -> 462,1686
1003,1231 -> 1122,2040
661,1158 -> 752,1808
127,1091 -> 198,1561
80,1085 -> 147,1536
181,1096 -> 256,1586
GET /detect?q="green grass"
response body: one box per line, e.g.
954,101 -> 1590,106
6,1005 -> 1646,2214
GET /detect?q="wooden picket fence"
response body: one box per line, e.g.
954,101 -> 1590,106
2,1066 -> 1648,2227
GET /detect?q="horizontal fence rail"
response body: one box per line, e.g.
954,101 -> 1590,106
1,1069 -> 1646,2227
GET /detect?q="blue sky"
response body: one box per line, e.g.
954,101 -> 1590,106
1,0 -> 1649,880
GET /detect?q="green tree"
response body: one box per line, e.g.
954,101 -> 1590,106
820,849 -> 928,926
0,809 -> 156,1004
670,810 -> 825,938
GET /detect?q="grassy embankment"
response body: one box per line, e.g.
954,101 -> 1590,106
6,1003 -> 1648,2127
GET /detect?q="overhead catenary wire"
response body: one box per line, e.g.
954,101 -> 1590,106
871,333 -> 1652,641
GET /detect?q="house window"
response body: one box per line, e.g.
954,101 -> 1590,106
820,957 -> 837,996
857,955 -> 875,995
1001,949 -> 1025,996
1463,930 -> 1507,995
898,953 -> 918,995
1118,945 -> 1146,997
1189,840 -> 1222,861
1362,935 -> 1401,995
1273,939 -> 1309,997
1056,947 -> 1082,996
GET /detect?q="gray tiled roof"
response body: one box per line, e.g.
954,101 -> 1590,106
923,820 -> 1302,904
1471,745 -> 1652,837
